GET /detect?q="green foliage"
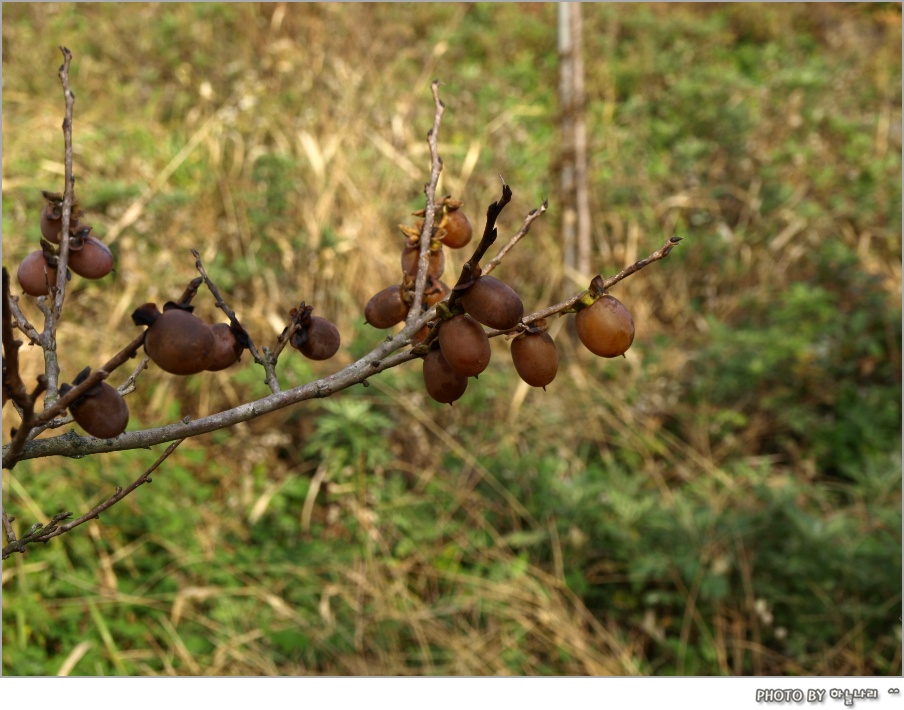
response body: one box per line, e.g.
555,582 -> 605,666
3,2 -> 901,677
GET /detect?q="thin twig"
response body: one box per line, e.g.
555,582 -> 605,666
188,249 -> 276,390
405,80 -> 445,330
2,504 -> 17,545
485,234 -> 683,336
42,46 -> 77,404
2,438 -> 185,558
483,199 -> 549,276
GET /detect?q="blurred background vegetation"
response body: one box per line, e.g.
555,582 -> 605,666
2,2 -> 901,676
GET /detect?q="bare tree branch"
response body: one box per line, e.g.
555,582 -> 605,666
2,438 -> 185,557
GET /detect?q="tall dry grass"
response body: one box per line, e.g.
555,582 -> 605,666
3,3 -> 900,675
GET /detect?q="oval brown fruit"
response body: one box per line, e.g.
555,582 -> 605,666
460,275 -> 524,330
17,251 -> 59,296
438,314 -> 491,377
440,210 -> 472,249
68,233 -> 114,279
575,294 -> 635,358
138,305 -> 215,375
206,323 -> 244,371
292,316 -> 341,361
68,381 -> 130,439
511,331 -> 558,388
422,347 -> 468,404
365,285 -> 409,329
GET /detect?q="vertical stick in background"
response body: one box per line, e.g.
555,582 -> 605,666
558,3 -> 591,290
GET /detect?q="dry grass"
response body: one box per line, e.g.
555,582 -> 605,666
3,3 -> 900,676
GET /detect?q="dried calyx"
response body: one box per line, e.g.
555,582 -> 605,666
288,305 -> 341,361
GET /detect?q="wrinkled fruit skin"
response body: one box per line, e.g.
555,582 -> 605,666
145,308 -> 215,375
511,331 -> 558,388
438,314 -> 491,377
460,275 -> 524,330
402,244 -> 445,279
422,347 -> 468,404
206,323 -> 243,371
292,316 -> 341,361
69,381 -> 129,438
68,234 -> 114,279
440,210 -> 472,249
17,251 -> 58,296
40,203 -> 79,244
365,285 -> 409,329
575,294 -> 635,358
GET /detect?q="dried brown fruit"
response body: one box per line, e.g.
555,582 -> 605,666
575,294 -> 635,358
422,347 -> 468,404
291,316 -> 341,361
67,230 -> 114,279
61,369 -> 129,439
365,284 -> 409,329
440,209 -> 472,249
438,314 -> 491,377
206,323 -> 244,371
510,331 -> 558,388
459,275 -> 524,330
133,302 -> 215,375
17,251 -> 58,296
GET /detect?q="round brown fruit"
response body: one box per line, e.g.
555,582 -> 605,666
68,233 -> 114,279
67,381 -> 129,439
459,275 -> 524,330
422,347 -> 468,404
440,210 -> 472,249
135,303 -> 215,375
17,251 -> 58,296
291,316 -> 340,361
206,323 -> 243,371
438,314 -> 491,377
575,294 -> 635,358
365,285 -> 409,329
510,331 -> 558,388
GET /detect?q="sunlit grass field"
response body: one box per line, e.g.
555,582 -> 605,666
2,3 -> 901,675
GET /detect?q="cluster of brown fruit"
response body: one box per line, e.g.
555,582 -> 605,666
425,288 -> 636,405
364,197 -> 472,340
131,302 -> 246,375
16,191 -> 114,296
364,197 -> 639,405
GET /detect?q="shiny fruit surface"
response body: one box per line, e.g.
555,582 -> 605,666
510,331 -> 558,388
365,285 -> 409,329
144,307 -> 215,375
440,210 -> 472,249
69,381 -> 130,438
17,251 -> 58,296
422,347 -> 468,404
460,275 -> 524,330
292,316 -> 340,360
68,234 -> 114,279
575,295 -> 635,358
438,314 -> 491,377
